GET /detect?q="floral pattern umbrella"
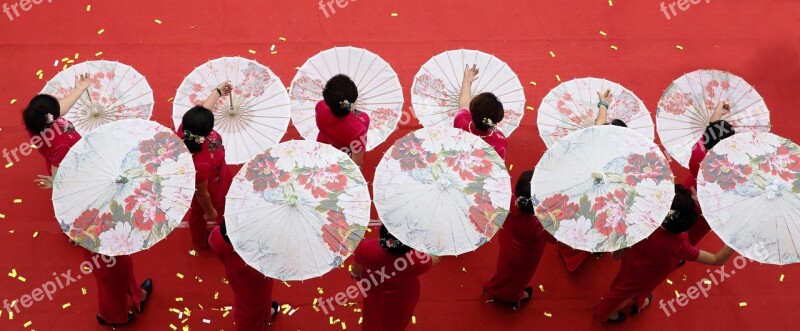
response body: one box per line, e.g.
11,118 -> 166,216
373,127 -> 511,256
173,57 -> 291,164
41,60 -> 154,135
537,77 -> 652,147
532,126 -> 675,252
225,141 -> 371,281
657,69 -> 771,169
53,119 -> 195,256
697,132 -> 800,265
290,47 -> 404,151
411,49 -> 525,136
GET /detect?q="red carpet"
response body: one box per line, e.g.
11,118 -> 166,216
1,0 -> 799,330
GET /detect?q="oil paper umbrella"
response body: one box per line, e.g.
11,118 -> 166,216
173,56 -> 291,164
373,127 -> 511,256
290,46 -> 403,151
532,126 -> 675,252
537,77 -> 653,147
657,69 -> 771,168
411,49 -> 526,136
697,132 -> 800,265
41,60 -> 154,135
224,140 -> 371,281
53,119 -> 195,256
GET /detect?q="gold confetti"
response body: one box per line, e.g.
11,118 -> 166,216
0,214 -> 5,218
170,324 -> 178,331
271,51 -> 278,55
703,280 -> 712,285
279,37 -> 286,41
666,279 -> 673,285
412,316 -> 416,324
10,99 -> 17,105
674,290 -> 680,298
4,163 -> 13,168
529,81 -> 537,86
195,276 -> 203,283
18,276 -> 26,282
366,227 -> 372,232
202,319 -> 210,324
509,164 -> 514,171
35,69 -> 43,75
555,75 -> 561,82
539,284 -> 544,292
676,45 -> 684,50
295,67 -> 301,70
682,274 -> 688,281
97,29 -> 105,35
610,45 -> 618,50
222,311 -> 230,318
188,250 -> 197,256
283,281 -> 291,287
353,308 -> 361,313
222,278 -> 229,284
390,13 -> 398,17
95,51 -> 103,57
198,304 -> 203,310
61,57 -> 69,62
342,322 -> 347,329
74,53 -> 79,59
81,287 -> 87,295
549,51 -> 556,58
289,307 -> 299,316
63,64 -> 69,70
282,304 -> 291,315
317,287 -> 324,294
67,59 -> 75,64
62,303 -> 70,309
358,317 -> 363,324
461,267 -> 467,273
270,45 -> 276,52
23,321 -> 31,327
544,312 -> 552,317
329,316 -> 334,325
780,274 -> 785,282
599,31 -> 607,37
168,97 -> 175,103
8,310 -> 13,320
176,273 -> 184,279
248,50 -> 257,54
214,292 -> 219,300
32,232 -> 38,238
739,302 -> 747,307
154,19 -> 162,24
608,0 -> 613,6
182,326 -> 189,331
38,73 -> 43,79
86,5 -> 91,11
8,269 -> 17,278
9,230 -> 14,234
169,308 -> 181,314
176,297 -> 184,302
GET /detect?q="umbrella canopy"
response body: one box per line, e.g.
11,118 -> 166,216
373,127 -> 511,256
697,132 -> 800,265
173,56 -> 291,164
53,119 -> 195,256
657,69 -> 771,168
41,60 -> 154,135
411,49 -> 525,136
290,46 -> 403,151
532,126 -> 675,252
225,141 -> 371,281
537,77 -> 652,147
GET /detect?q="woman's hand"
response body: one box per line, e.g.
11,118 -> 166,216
463,64 -> 479,83
34,175 -> 53,189
597,89 -> 613,107
203,208 -> 218,220
75,73 -> 91,92
216,81 -> 233,96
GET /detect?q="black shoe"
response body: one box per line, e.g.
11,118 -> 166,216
607,311 -> 626,323
97,312 -> 135,326
136,278 -> 153,313
676,260 -> 686,267
512,287 -> 534,311
271,301 -> 280,318
631,293 -> 653,315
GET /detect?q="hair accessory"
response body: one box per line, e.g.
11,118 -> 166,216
481,117 -> 496,128
379,238 -> 402,249
183,129 -> 205,144
45,113 -> 54,124
597,101 -> 610,109
339,99 -> 352,111
663,209 -> 680,224
515,196 -> 532,207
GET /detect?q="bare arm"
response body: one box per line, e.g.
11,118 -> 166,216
59,74 -> 90,116
458,65 -> 479,110
34,166 -> 59,189
695,245 -> 735,266
195,180 -> 218,220
594,90 -> 612,125
351,262 -> 365,279
202,81 -> 232,110
709,101 -> 728,123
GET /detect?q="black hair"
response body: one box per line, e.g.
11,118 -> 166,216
220,222 -> 231,244
22,94 -> 60,134
181,106 -> 214,153
703,120 -> 735,151
662,184 -> 698,234
610,119 -> 628,127
515,170 -> 535,213
323,74 -> 358,117
469,92 -> 504,131
379,225 -> 413,256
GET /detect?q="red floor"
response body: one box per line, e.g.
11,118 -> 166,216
1,1 -> 799,330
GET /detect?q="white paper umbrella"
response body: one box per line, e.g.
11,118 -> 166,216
290,47 -> 403,151
411,49 -> 525,136
374,127 -> 511,256
532,126 -> 675,252
225,141 -> 371,281
657,69 -> 771,169
697,132 -> 800,265
41,60 -> 154,135
537,77 -> 652,148
173,57 -> 291,164
53,119 -> 195,256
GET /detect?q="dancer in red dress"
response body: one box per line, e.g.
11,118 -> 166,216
685,102 -> 735,246
454,64 -> 508,159
23,75 -> 151,326
180,82 -> 235,247
484,170 -> 556,310
594,185 -> 735,323
209,223 -> 279,330
352,225 -> 439,331
316,74 -> 370,166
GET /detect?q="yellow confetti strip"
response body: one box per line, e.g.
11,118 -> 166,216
353,308 -> 361,313
8,310 -> 13,320
549,51 -> 556,58
342,322 -> 347,329
739,302 -> 747,307
176,297 -> 184,302
390,13 -> 398,17
555,75 -> 561,82
67,59 -> 75,64
95,51 -> 103,57
0,214 -> 5,218
248,50 -> 257,54
18,276 -> 26,282
289,307 -> 299,316
283,281 -> 291,287
539,284 -> 544,292
279,37 -> 286,41
182,326 -> 189,331
222,278 -> 229,284
358,317 -> 363,324
544,312 -> 552,317
222,311 -> 230,318
170,324 -> 177,331
674,290 -> 680,298
529,81 -> 537,86
23,321 -> 32,328
329,316 -> 334,324
176,273 -> 184,279
8,269 -> 17,278
412,316 -> 416,324
317,287 -> 324,294
703,280 -> 712,285
81,287 -> 87,295
61,57 -> 69,62
168,97 -> 175,103
5,163 -> 13,168
271,51 -> 278,55
682,274 -> 687,281
188,250 -> 197,256
32,232 -> 38,238
599,31 -> 607,37
35,69 -> 43,76
86,5 -> 91,11
195,276 -> 203,283
780,274 -> 785,282
666,279 -> 673,285
74,53 -> 79,59
154,19 -> 162,24
366,227 -> 372,232
62,303 -> 70,309
97,29 -> 105,35
10,99 -> 17,105
676,45 -> 684,50
610,45 -> 618,50
509,164 -> 514,171
214,292 -> 219,300
608,0 -> 613,6
461,267 -> 467,273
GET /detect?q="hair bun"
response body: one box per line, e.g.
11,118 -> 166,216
339,99 -> 352,111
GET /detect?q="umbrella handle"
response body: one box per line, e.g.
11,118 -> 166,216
229,94 -> 234,111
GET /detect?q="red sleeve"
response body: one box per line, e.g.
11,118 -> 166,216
671,234 -> 701,261
353,241 -> 367,265
688,139 -> 706,179
405,250 -> 433,276
355,112 -> 370,148
453,109 -> 471,129
49,145 -> 70,168
195,161 -> 211,184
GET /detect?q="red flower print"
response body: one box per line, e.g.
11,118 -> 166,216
371,108 -> 400,127
139,132 -> 182,173
702,154 -> 753,190
412,74 -> 449,107
298,165 -> 348,199
70,208 -> 113,238
660,92 -> 693,116
445,149 -> 492,181
624,152 -> 668,185
535,194 -> 579,226
467,192 -> 499,236
245,155 -> 288,192
759,146 -> 800,181
124,182 -> 167,231
592,189 -> 628,236
321,211 -> 350,256
391,138 -> 437,171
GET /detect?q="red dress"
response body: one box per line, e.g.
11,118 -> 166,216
315,101 -> 370,155
28,117 -> 81,175
453,109 -> 508,160
354,239 -> 433,331
30,117 -> 141,323
484,200 -> 556,303
594,228 -> 700,319
180,127 -> 233,247
684,139 -> 711,245
209,226 -> 275,331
